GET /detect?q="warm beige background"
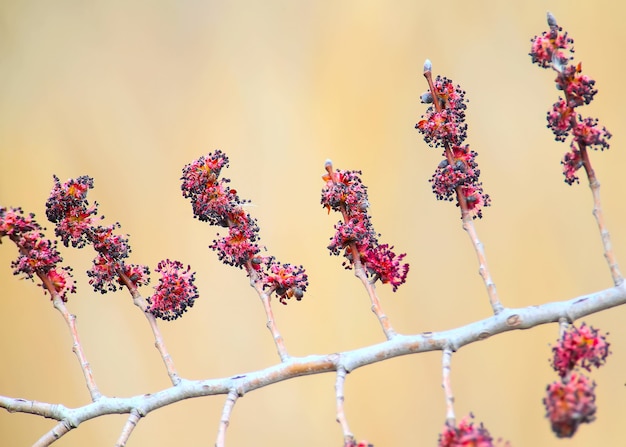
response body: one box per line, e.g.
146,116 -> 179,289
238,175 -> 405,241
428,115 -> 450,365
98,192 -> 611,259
1,1 -> 626,446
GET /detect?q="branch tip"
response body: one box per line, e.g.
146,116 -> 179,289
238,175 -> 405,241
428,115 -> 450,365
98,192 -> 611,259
423,58 -> 432,73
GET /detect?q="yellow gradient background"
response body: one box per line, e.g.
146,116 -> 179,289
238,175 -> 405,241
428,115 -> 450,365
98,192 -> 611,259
1,1 -> 626,446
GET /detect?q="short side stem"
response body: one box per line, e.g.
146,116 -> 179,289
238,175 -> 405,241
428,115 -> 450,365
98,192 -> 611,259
121,272 -> 181,386
115,409 -> 142,447
335,365 -> 354,445
353,262 -> 396,339
442,348 -> 455,426
462,218 -> 504,314
580,146 -> 623,286
248,265 -> 290,361
215,389 -> 239,447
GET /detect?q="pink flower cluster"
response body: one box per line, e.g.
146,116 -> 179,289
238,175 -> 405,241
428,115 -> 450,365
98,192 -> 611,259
321,162 -> 409,291
530,12 -> 611,184
543,323 -> 609,437
438,415 -> 509,447
0,206 -> 75,300
416,63 -> 490,219
416,76 -> 467,149
46,175 -> 150,294
147,259 -> 199,320
543,373 -> 596,438
181,151 -> 308,303
45,175 -> 198,320
551,322 -> 610,377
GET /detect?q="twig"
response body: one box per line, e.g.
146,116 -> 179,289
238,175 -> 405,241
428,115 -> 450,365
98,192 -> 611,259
324,161 -> 397,340
115,409 -> 142,447
353,263 -> 397,339
580,147 -> 624,286
33,420 -> 71,447
462,218 -> 504,314
247,264 -> 290,361
40,272 -> 102,401
335,365 -> 354,444
9,232 -> 102,402
215,389 -> 240,447
422,67 -> 503,315
119,272 -> 182,386
441,348 -> 455,425
558,317 -> 569,338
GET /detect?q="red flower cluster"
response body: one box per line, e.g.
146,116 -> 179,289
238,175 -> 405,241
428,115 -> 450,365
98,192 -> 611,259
321,161 -> 409,291
543,323 -> 609,437
438,415 -> 509,447
416,76 -> 467,149
530,12 -> 611,184
0,206 -> 75,300
543,373 -> 596,438
416,62 -> 490,219
46,175 -> 150,293
147,259 -> 198,320
181,151 -> 308,303
262,260 -> 308,305
551,323 -> 610,377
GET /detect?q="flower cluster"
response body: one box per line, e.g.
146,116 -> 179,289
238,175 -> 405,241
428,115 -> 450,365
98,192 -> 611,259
147,259 -> 199,320
46,175 -> 150,294
416,61 -> 490,219
530,12 -> 611,184
551,322 -> 610,377
0,206 -> 75,300
543,373 -> 596,438
321,161 -> 409,291
261,259 -> 308,304
416,75 -> 467,149
543,323 -> 609,437
181,151 -> 308,303
438,415 -> 509,447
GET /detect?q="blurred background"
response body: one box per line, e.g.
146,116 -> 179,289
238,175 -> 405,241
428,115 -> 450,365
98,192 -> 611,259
1,1 -> 626,445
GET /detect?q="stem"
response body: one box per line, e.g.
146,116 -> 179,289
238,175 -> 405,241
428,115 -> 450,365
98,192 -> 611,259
462,218 -> 504,314
335,365 -> 354,445
353,262 -> 397,339
442,348 -> 455,426
115,409 -> 142,447
424,67 -> 503,313
247,264 -> 290,361
120,272 -> 181,385
579,145 -> 624,286
558,317 -> 569,338
37,271 -> 103,401
51,295 -> 102,401
33,421 -> 71,447
215,389 -> 239,447
9,233 -> 103,401
325,162 -> 397,339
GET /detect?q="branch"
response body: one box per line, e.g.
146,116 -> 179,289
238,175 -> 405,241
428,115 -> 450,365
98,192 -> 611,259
442,348 -> 455,425
50,294 -> 102,401
462,218 -> 504,314
3,283 -> 624,443
583,160 -> 624,286
247,264 -> 290,361
353,264 -> 397,339
120,272 -> 182,386
335,365 -> 354,445
216,389 -> 240,447
115,409 -> 142,447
